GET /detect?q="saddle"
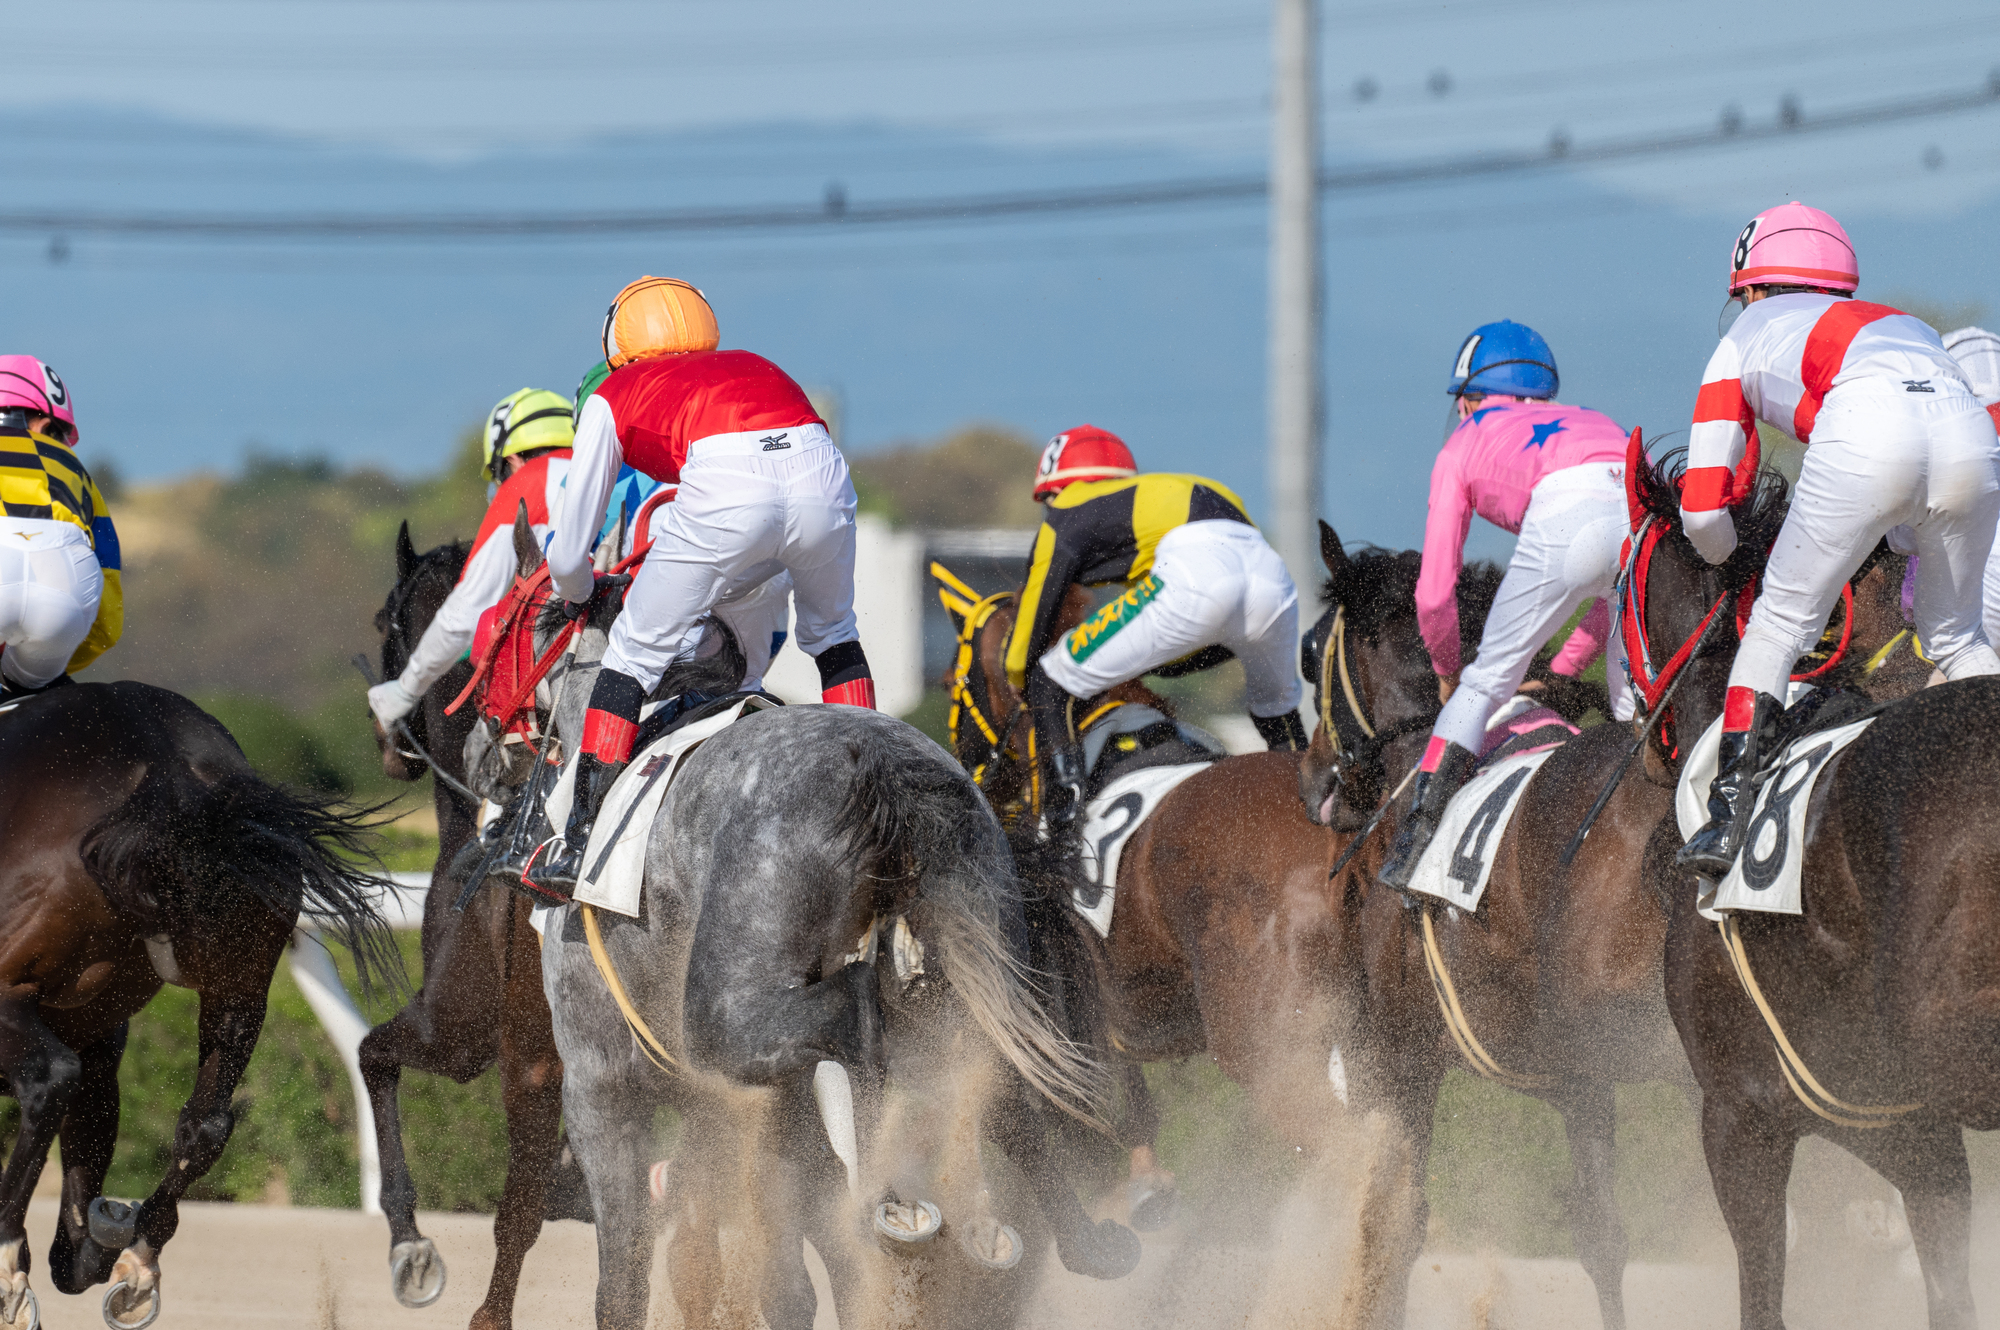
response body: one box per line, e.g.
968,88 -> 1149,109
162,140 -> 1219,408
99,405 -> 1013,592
1079,702 -> 1225,800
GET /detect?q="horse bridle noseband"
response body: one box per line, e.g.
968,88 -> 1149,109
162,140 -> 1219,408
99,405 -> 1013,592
1313,603 -> 1437,798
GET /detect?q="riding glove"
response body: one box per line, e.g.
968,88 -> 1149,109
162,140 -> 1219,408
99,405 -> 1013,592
368,677 -> 419,728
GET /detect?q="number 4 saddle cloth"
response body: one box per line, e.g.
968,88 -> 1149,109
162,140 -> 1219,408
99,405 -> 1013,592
1405,695 -> 1581,913
1675,688 -> 1882,921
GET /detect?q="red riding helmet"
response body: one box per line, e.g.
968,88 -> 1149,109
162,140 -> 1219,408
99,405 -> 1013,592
1032,425 -> 1137,501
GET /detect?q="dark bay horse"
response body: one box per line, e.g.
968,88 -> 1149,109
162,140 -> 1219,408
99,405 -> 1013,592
532,578 -> 1138,1330
1625,446 -> 2000,1330
360,521 -> 590,1330
0,681 -> 395,1330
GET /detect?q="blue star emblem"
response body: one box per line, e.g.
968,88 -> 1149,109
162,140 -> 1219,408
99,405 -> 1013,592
1525,420 -> 1567,449
1469,406 -> 1505,425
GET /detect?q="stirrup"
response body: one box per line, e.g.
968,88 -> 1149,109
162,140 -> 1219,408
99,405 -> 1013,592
514,838 -> 578,906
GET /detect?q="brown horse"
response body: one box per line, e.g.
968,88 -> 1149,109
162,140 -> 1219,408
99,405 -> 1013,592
0,681 -> 395,1330
939,569 -> 1424,1323
1624,446 -> 2000,1330
1293,498 -> 1922,1330
360,522 -> 588,1330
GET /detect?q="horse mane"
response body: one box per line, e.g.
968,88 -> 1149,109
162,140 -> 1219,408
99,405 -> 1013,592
1322,545 -> 1505,653
1631,444 -> 1792,585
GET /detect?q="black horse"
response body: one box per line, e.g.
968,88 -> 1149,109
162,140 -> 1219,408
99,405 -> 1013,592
0,681 -> 395,1330
359,521 -> 593,1330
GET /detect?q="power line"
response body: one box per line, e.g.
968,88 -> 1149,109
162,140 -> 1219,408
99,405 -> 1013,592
6,76 -> 1998,242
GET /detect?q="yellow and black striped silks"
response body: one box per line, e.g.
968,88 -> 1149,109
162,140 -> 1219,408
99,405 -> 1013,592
1005,472 -> 1251,689
0,425 -> 123,671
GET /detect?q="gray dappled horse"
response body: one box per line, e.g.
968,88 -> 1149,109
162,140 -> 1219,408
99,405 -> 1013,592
533,587 -> 1141,1328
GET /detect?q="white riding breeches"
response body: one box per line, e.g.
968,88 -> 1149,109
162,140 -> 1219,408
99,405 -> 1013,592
709,570 -> 792,693
602,436 -> 857,693
0,519 -> 102,689
1734,382 -> 2000,703
1433,464 -> 1632,754
1039,519 -> 1304,718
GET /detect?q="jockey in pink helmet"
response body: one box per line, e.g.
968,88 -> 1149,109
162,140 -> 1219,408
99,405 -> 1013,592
1678,204 -> 2000,878
0,356 -> 122,698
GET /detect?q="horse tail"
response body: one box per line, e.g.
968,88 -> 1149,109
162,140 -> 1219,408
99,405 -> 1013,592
82,759 -> 405,997
838,734 -> 1114,1132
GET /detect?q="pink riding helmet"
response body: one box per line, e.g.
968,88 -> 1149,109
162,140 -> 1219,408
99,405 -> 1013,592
1728,202 -> 1858,295
0,356 -> 76,443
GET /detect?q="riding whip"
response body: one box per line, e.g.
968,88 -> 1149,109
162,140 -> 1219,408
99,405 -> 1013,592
1326,760 -> 1419,880
1556,597 -> 1727,867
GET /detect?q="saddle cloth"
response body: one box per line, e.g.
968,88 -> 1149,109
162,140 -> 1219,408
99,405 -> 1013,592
1407,746 -> 1559,912
1675,709 -> 1878,920
555,694 -> 781,918
1072,762 -> 1213,938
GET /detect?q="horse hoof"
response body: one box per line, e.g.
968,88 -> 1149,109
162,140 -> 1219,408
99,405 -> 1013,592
390,1238 -> 447,1308
1056,1218 -> 1141,1281
86,1200 -> 137,1253
872,1199 -> 942,1255
648,1159 -> 671,1204
1127,1178 -> 1180,1233
0,1288 -> 37,1330
957,1218 -> 1023,1272
102,1281 -> 157,1330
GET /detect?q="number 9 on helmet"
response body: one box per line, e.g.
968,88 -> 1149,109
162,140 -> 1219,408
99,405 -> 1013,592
0,355 -> 78,444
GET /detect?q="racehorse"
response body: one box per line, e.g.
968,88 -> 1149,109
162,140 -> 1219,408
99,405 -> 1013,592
526,577 -> 1139,1329
359,521 -> 592,1330
1293,520 -> 1694,1330
939,573 -> 1446,1326
1627,444 -> 2000,1330
0,681 -> 396,1330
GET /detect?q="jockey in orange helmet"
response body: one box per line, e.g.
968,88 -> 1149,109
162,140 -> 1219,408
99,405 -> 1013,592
1011,425 -> 1306,838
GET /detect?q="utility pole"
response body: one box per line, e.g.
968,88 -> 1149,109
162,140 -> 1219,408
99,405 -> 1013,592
1268,0 -> 1322,603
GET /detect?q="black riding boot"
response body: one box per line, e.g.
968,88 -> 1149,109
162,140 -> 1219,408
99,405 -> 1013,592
1377,741 -> 1479,891
1025,667 -> 1085,841
1251,710 -> 1309,752
1676,691 -> 1783,878
521,753 -> 628,903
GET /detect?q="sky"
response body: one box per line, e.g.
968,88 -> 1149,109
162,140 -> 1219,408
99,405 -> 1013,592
4,0 -> 2000,555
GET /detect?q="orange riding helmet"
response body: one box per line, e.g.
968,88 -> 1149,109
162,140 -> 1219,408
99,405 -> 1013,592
1032,425 -> 1137,501
600,276 -> 720,368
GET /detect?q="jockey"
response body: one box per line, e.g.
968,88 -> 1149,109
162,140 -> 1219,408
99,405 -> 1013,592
1008,425 -> 1306,837
0,357 -> 121,699
1941,329 -> 2000,648
526,276 -> 872,897
1678,204 -> 2000,878
1378,322 -> 1633,889
367,387 -> 576,732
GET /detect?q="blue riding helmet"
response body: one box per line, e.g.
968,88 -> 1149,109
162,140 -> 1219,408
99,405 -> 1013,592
1447,320 -> 1559,399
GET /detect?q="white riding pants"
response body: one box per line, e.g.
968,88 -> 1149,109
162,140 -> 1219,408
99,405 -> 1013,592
603,429 -> 858,693
1734,382 -> 2000,703
1433,464 -> 1632,754
1039,519 -> 1304,718
0,519 -> 102,689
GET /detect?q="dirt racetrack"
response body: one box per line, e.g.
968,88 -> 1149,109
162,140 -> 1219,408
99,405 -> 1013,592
20,1194 -> 1988,1329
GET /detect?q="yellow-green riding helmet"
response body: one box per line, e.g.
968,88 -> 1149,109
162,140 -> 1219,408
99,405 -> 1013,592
482,387 -> 575,479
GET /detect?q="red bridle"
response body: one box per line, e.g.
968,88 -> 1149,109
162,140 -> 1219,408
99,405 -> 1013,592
1618,426 -> 1852,729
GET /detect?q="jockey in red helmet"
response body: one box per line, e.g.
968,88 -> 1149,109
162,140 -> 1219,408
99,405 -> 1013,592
1678,204 -> 2000,878
1011,425 -> 1306,838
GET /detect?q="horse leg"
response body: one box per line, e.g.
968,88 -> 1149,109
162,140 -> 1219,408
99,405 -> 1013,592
985,1075 -> 1139,1281
114,993 -> 265,1330
470,1018 -> 564,1330
358,904 -> 504,1312
1557,1079 -> 1629,1330
1700,1093 -> 1797,1330
761,1078 -> 845,1330
1118,1062 -> 1178,1232
562,1067 -> 656,1330
1838,1121 -> 1975,1330
0,988 -> 84,1329
49,1027 -> 127,1295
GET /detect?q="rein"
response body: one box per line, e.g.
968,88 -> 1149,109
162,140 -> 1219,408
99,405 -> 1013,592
934,562 -> 1023,787
1316,601 -> 1438,880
